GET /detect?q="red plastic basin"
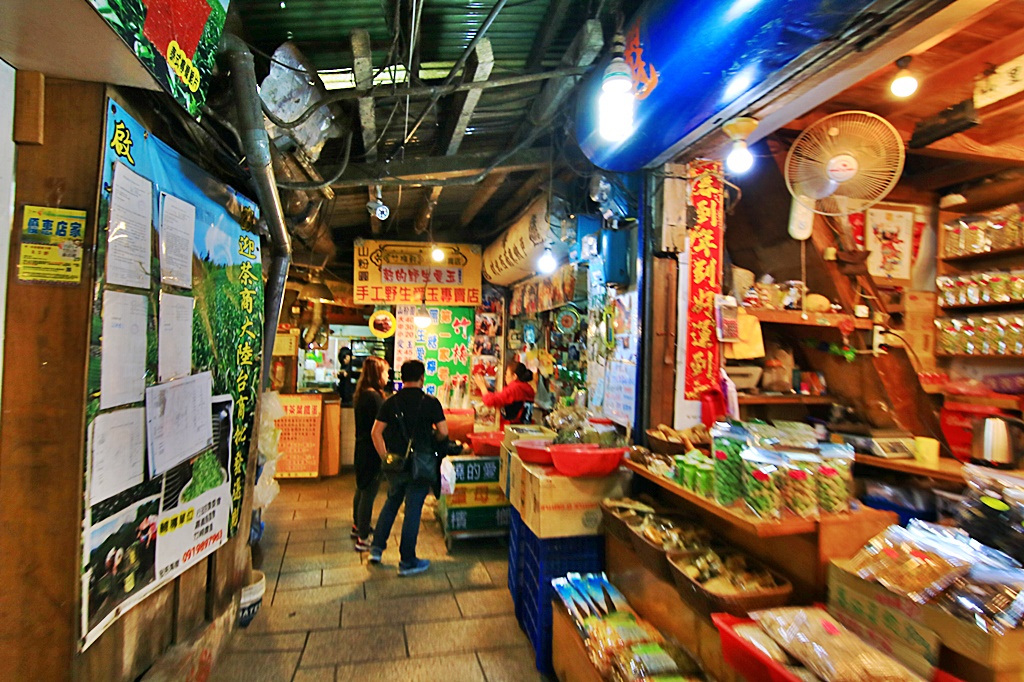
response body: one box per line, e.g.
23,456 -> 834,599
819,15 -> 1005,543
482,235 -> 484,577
548,444 -> 626,477
513,439 -> 553,465
467,431 -> 504,456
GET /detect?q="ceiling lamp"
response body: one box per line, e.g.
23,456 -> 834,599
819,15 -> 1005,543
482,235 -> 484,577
599,33 -> 634,142
298,273 -> 334,302
723,116 -> 758,174
537,246 -> 558,275
431,244 -> 445,262
413,303 -> 432,329
890,56 -> 918,98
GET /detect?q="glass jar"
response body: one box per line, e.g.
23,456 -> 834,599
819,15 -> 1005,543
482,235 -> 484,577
943,220 -> 963,257
989,272 -> 1011,303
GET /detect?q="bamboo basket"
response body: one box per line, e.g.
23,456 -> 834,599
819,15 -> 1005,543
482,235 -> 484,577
599,500 -> 645,545
646,429 -> 689,455
629,516 -> 709,583
667,551 -> 793,618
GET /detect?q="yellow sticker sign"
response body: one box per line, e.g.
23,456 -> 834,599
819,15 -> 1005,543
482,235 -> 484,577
17,205 -> 87,284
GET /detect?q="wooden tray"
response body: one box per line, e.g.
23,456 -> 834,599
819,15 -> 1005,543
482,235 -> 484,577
599,500 -> 645,545
646,429 -> 689,455
628,515 -> 708,583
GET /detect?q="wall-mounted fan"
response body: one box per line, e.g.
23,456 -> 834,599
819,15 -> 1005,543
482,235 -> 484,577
784,111 -> 905,217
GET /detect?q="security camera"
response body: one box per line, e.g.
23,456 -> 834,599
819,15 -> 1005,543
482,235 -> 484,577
367,199 -> 390,221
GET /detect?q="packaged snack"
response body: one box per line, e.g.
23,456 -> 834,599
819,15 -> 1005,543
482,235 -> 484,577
607,641 -> 705,682
771,420 -> 820,449
938,571 -> 1024,634
711,423 -> 748,507
782,452 -> 820,519
732,623 -> 792,663
817,444 -> 855,514
741,448 -> 784,520
694,462 -> 714,498
750,607 -> 927,682
584,611 -> 665,674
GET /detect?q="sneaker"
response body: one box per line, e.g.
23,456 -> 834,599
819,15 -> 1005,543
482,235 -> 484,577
368,547 -> 383,564
354,538 -> 372,552
398,558 -> 431,577
349,525 -> 359,539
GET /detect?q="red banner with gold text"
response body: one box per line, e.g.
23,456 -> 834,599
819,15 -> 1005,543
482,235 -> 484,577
684,161 -> 724,399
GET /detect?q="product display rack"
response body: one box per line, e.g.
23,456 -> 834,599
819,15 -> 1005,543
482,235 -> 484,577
746,307 -> 874,330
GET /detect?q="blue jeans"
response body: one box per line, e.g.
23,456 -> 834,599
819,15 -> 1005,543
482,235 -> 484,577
371,475 -> 430,566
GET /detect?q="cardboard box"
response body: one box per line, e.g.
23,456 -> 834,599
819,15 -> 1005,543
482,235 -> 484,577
438,497 -> 511,532
830,603 -> 936,679
499,445 -> 512,496
502,424 -> 555,451
446,455 -> 501,484
519,462 -> 630,538
508,450 -> 525,513
442,483 -> 506,508
829,560 -> 1024,674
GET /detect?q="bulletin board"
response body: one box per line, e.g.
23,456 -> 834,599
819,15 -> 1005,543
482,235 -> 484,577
394,305 -> 475,408
79,99 -> 263,649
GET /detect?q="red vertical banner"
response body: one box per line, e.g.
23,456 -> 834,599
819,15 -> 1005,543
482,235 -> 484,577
684,161 -> 724,400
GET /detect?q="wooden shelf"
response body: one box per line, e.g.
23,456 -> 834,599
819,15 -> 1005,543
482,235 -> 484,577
853,454 -> 969,483
940,245 -> 1024,265
938,392 -> 1024,411
746,308 -> 873,330
624,459 -> 818,537
936,353 -> 1024,360
939,300 -> 1024,312
738,395 -> 834,406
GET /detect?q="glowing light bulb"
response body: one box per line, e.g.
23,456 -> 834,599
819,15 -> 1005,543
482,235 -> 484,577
431,245 -> 445,262
598,57 -> 634,142
726,140 -> 754,174
413,305 -> 432,329
538,247 -> 557,275
890,71 -> 918,98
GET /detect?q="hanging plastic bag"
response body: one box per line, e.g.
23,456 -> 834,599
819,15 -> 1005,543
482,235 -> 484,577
253,459 -> 280,510
258,391 -> 286,461
440,458 -> 457,496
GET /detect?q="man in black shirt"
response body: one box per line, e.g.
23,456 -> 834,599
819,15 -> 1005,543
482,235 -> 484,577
368,360 -> 447,576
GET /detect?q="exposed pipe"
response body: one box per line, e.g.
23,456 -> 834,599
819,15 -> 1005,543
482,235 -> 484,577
221,32 -> 293,390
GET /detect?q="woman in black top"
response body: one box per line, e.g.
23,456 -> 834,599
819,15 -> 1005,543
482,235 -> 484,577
351,356 -> 389,550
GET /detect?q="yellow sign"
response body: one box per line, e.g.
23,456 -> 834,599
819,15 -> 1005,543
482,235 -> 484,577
272,331 -> 298,356
275,394 -> 322,478
354,239 -> 482,305
18,205 -> 87,284
369,310 -> 397,339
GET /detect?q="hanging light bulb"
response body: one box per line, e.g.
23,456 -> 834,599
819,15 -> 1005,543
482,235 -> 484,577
721,116 -> 759,175
537,247 -> 557,275
431,244 -> 445,262
413,303 -> 432,329
598,33 -> 634,142
890,56 -> 918,98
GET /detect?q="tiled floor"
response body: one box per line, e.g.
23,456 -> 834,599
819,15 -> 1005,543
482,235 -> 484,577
211,475 -> 547,682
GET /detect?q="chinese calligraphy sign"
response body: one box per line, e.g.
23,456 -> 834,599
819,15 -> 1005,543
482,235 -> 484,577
684,161 -> 724,400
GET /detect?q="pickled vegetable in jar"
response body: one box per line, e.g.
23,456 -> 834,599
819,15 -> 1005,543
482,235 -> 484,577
1011,274 -> 1024,302
943,220 -> 963,257
989,272 -> 1010,302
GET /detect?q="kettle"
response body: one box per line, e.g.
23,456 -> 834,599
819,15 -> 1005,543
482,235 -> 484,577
972,416 -> 1024,469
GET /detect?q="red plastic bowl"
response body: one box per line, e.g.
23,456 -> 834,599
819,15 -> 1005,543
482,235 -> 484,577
467,431 -> 504,456
548,444 -> 626,477
513,439 -> 553,465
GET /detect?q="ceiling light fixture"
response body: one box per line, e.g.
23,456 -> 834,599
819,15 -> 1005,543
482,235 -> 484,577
537,246 -> 558,275
413,303 -> 432,329
298,274 -> 334,303
890,56 -> 918,98
722,116 -> 758,174
598,32 -> 634,142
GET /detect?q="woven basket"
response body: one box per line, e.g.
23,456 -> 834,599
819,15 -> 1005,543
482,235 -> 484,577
646,429 -> 689,455
629,515 -> 706,583
599,500 -> 645,545
667,551 -> 793,618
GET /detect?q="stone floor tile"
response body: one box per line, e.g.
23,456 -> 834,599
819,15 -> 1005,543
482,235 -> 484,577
293,667 -> 336,682
405,615 -> 529,657
476,647 -> 548,682
275,569 -> 322,592
288,527 -> 347,544
230,632 -> 308,652
341,593 -> 460,627
280,498 -> 329,510
446,562 -> 494,590
322,564 -> 389,586
281,551 -> 364,574
362,572 -> 452,600
210,651 -> 300,682
334,653 -> 485,682
274,583 -> 365,608
455,588 -> 515,619
244,602 -> 342,634
282,540 -> 327,558
482,559 -> 509,585
301,626 -> 407,667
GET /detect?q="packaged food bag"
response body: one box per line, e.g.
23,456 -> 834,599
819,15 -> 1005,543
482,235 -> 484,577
817,443 -> 855,514
711,422 -> 748,506
741,448 -> 784,520
782,452 -> 820,519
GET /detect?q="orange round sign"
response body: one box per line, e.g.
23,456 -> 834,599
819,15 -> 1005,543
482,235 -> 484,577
369,310 -> 397,339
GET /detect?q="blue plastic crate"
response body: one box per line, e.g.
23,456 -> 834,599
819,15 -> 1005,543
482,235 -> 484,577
862,495 -> 937,527
521,591 -> 554,674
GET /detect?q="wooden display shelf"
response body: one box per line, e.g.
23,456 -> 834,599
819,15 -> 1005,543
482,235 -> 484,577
746,307 -> 873,330
854,454 -> 968,483
624,459 -> 818,537
940,244 -> 1024,265
939,300 -> 1024,312
737,394 -> 834,406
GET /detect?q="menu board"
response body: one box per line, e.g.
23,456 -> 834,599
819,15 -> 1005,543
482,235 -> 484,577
274,394 -> 322,478
395,306 -> 475,409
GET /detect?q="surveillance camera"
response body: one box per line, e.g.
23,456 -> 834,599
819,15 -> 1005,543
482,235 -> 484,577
366,199 -> 390,221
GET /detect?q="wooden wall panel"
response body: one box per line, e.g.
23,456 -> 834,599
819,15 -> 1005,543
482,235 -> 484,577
175,562 -> 209,642
648,255 -> 678,429
0,78 -> 105,681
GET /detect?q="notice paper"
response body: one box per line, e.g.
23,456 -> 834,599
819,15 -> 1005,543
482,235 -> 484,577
100,290 -> 148,409
158,293 -> 194,382
106,162 -> 153,289
159,193 -> 195,288
146,371 -> 214,476
89,408 -> 145,505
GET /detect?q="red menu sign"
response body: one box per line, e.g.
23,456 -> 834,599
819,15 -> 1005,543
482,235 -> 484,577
684,161 -> 724,400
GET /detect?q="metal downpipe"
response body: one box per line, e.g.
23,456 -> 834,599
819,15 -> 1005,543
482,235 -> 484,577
221,32 -> 293,390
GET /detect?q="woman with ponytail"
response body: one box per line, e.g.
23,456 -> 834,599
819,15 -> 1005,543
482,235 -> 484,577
473,361 -> 536,425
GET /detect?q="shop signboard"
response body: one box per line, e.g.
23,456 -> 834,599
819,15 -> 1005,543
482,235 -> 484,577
80,100 -> 262,649
85,0 -> 228,116
275,394 -> 323,478
17,205 -> 87,283
683,161 -> 723,400
508,263 -> 586,316
395,305 -> 475,408
353,239 -> 482,305
481,196 -> 552,285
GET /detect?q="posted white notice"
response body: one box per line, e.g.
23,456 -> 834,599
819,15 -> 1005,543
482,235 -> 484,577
106,162 -> 153,289
89,408 -> 145,505
145,371 -> 214,476
100,290 -> 148,409
158,293 -> 194,382
159,193 -> 195,288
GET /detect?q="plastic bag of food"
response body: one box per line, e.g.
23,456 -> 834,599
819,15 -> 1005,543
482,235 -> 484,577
741,448 -> 784,520
817,443 -> 855,514
258,391 -> 287,461
252,459 -> 280,509
732,623 -> 792,663
607,641 -> 704,682
584,612 -> 665,674
847,525 -> 971,603
938,570 -> 1024,634
744,421 -> 781,448
711,422 -> 748,507
750,607 -> 927,682
772,420 -> 820,449
782,452 -> 820,519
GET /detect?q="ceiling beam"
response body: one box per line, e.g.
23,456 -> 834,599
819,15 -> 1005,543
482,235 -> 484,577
525,0 -> 572,71
414,186 -> 443,234
968,89 -> 1024,146
494,168 -> 547,225
905,158 -> 1019,191
352,29 -> 381,234
327,147 -> 550,188
460,172 -> 508,227
911,131 -> 1024,164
